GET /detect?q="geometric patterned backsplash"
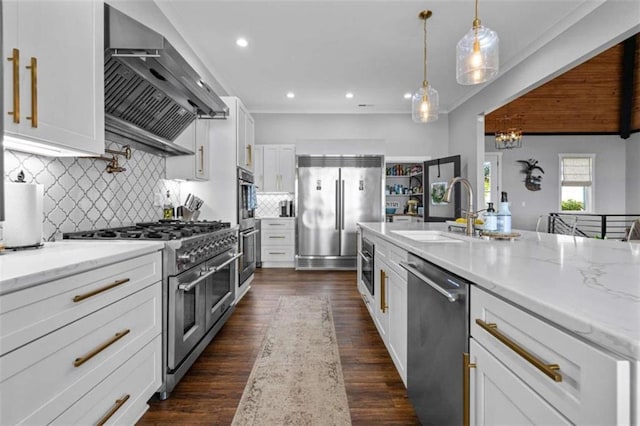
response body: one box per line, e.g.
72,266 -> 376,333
3,141 -> 180,242
256,192 -> 294,218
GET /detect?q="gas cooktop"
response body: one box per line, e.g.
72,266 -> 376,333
63,220 -> 231,241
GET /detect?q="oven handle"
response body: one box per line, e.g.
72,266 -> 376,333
241,230 -> 260,237
358,250 -> 372,262
212,253 -> 243,273
177,267 -> 217,292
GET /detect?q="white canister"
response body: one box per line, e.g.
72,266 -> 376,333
3,182 -> 44,248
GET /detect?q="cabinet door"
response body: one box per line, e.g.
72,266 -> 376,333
374,259 -> 390,341
194,119 -> 210,180
470,339 -> 571,426
9,0 -> 104,155
236,101 -> 247,168
165,121 -> 196,180
254,145 -> 264,191
387,267 -> 407,384
245,113 -> 255,171
3,1 -> 18,135
263,145 -> 279,192
278,145 -> 296,193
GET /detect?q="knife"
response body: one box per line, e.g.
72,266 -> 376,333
185,194 -> 192,209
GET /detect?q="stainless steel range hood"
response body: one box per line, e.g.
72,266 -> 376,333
104,4 -> 228,156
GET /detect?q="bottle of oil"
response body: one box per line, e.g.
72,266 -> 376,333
163,190 -> 174,220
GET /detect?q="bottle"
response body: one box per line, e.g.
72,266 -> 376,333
496,192 -> 512,234
483,202 -> 497,232
163,190 -> 174,220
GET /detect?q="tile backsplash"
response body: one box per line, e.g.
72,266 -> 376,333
3,142 -> 180,241
256,193 -> 294,218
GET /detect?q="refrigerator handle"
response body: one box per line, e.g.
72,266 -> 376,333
341,180 -> 345,230
335,180 -> 340,230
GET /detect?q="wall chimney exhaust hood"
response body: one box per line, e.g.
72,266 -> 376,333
104,4 -> 228,156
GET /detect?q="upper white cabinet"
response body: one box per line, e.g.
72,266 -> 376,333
2,0 -> 104,156
223,96 -> 255,172
261,145 -> 295,193
166,119 -> 210,181
254,145 -> 264,190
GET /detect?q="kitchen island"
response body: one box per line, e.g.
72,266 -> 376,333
357,221 -> 639,425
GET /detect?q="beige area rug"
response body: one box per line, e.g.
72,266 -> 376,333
232,295 -> 352,425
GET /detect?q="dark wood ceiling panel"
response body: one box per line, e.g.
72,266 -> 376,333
632,35 -> 640,130
485,34 -> 640,136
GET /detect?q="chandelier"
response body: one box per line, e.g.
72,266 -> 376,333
494,115 -> 523,149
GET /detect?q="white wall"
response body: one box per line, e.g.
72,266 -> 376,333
626,132 -> 640,213
449,0 -> 640,211
253,113 -> 449,159
485,135 -> 627,230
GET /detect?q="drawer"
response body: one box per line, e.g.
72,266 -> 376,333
262,246 -> 295,261
470,286 -> 630,425
262,229 -> 294,246
52,335 -> 161,426
387,244 -> 408,278
0,251 -> 161,355
261,219 -> 295,230
0,283 -> 162,425
392,216 -> 412,223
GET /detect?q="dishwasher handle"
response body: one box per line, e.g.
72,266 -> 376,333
400,261 -> 458,303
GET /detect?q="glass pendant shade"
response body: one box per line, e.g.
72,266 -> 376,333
456,24 -> 499,85
411,84 -> 439,123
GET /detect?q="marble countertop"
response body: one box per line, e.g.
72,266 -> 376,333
0,241 -> 165,295
358,221 -> 640,361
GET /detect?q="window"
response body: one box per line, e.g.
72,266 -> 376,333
559,154 -> 594,212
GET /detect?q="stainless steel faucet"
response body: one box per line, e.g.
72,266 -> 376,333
443,176 -> 475,236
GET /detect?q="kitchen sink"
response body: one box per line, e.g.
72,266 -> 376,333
391,230 -> 465,243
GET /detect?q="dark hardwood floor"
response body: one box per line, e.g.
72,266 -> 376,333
138,268 -> 419,425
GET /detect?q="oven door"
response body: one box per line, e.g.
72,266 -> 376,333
238,168 -> 256,230
168,265 -> 209,370
239,228 -> 259,285
359,239 -> 374,297
205,250 -> 241,330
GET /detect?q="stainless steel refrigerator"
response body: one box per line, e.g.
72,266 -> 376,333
296,155 -> 384,269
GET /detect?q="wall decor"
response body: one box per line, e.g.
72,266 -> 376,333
517,158 -> 544,191
430,182 -> 448,205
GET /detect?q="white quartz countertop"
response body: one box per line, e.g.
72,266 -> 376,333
0,241 -> 164,295
358,221 -> 640,360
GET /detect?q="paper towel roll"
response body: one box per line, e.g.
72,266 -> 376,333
3,182 -> 44,248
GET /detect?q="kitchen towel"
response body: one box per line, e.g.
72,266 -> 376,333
3,182 -> 44,248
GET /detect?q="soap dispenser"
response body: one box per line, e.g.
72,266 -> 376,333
483,202 -> 497,232
496,192 -> 512,234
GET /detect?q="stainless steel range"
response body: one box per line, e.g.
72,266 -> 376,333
64,220 -> 240,399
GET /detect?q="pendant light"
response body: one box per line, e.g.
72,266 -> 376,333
412,10 -> 438,123
456,0 -> 499,85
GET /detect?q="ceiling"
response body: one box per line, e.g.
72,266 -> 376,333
157,0 -> 601,114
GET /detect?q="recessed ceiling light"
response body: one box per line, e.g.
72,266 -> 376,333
286,92 -> 295,99
345,92 -> 354,99
236,38 -> 248,47
404,93 -> 412,99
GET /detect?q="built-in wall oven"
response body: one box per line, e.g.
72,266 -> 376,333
238,167 -> 258,289
359,237 -> 374,297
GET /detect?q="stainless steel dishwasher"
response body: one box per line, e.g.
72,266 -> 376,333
400,253 -> 470,426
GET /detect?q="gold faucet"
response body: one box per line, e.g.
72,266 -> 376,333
444,176 -> 476,236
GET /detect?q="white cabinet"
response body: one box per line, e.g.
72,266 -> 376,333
468,286 -> 631,425
261,218 -> 295,267
166,119 -> 210,181
254,145 -> 264,190
0,252 -> 162,425
261,144 -> 296,193
226,97 -> 255,172
2,0 -> 104,156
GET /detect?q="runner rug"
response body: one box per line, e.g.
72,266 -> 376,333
232,295 -> 352,425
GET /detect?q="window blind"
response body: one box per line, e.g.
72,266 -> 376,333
561,157 -> 592,187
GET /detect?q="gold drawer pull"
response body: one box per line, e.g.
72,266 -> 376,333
96,394 -> 130,426
380,269 -> 388,313
73,329 -> 130,367
73,278 -> 130,302
26,57 -> 37,127
7,48 -> 19,123
475,319 -> 562,382
268,236 -> 286,239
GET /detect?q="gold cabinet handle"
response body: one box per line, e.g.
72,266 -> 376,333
96,394 -> 130,426
73,278 -> 130,302
475,319 -> 562,382
73,329 -> 130,367
26,57 -> 37,127
463,352 -> 477,426
268,251 -> 286,255
268,236 -> 286,239
6,48 -> 19,123
198,145 -> 204,173
247,144 -> 252,167
380,269 -> 388,313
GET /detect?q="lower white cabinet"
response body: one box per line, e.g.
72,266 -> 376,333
0,252 -> 162,425
469,286 -> 631,425
261,218 -> 295,267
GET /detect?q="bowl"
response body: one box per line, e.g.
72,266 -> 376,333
385,207 -> 396,215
